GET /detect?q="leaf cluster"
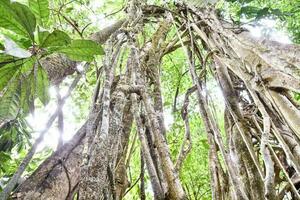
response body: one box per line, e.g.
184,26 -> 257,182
0,0 -> 104,172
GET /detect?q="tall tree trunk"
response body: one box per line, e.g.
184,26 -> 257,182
10,3 -> 300,200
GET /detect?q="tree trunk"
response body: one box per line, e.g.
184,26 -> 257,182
10,3 -> 300,200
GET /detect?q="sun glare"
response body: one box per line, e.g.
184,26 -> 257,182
27,86 -> 84,151
244,18 -> 291,44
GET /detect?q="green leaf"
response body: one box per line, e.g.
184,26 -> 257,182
65,7 -> 74,13
256,7 -> 270,20
0,77 -> 21,121
36,63 -> 50,105
18,58 -> 37,113
0,56 -> 16,68
11,2 -> 36,40
295,93 -> 300,101
0,117 -> 31,154
238,6 -> 260,18
0,60 -> 23,92
41,30 -> 71,48
20,57 -> 36,74
0,152 -> 11,162
20,76 -> 31,114
28,0 -> 50,25
0,2 -> 29,37
57,39 -> 104,62
0,131 -> 14,153
20,71 -> 35,114
38,30 -> 50,45
0,2 -> 36,40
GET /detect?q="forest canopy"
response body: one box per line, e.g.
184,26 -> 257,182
0,0 -> 300,199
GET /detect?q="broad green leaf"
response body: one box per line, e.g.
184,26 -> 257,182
11,2 -> 36,40
1,31 -> 32,49
0,2 -> 29,37
20,75 -> 31,114
20,71 -> 35,114
0,152 -> 11,162
19,62 -> 47,113
0,55 -> 20,68
28,0 -> 50,25
0,117 -> 31,153
3,37 -> 32,58
36,63 -> 50,105
38,30 -> 50,45
0,132 -> 14,153
20,57 -> 36,73
0,77 -> 21,121
19,38 -> 33,49
0,2 -> 36,40
41,30 -> 71,48
0,60 -> 23,92
57,39 -> 104,62
18,58 -> 36,113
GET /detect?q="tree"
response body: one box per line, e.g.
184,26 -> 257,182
0,0 -> 300,199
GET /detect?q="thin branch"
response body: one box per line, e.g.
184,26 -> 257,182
123,176 -> 141,197
125,131 -> 138,168
56,86 -> 64,149
60,14 -> 83,38
175,86 -> 196,171
140,152 -> 146,200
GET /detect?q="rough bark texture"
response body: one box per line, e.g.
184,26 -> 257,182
40,20 -> 126,85
9,3 -> 300,200
13,124 -> 87,200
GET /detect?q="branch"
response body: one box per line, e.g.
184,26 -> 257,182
56,86 -> 64,149
0,66 -> 88,200
175,86 -> 196,171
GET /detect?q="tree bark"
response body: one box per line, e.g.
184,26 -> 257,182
9,3 -> 300,200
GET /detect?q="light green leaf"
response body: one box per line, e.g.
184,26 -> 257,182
20,75 -> 31,114
41,30 -> 71,48
21,57 -> 36,73
20,71 -> 35,114
36,63 -> 50,105
0,60 -> 23,92
0,152 -> 11,162
0,1 -> 36,40
0,55 -> 16,68
28,0 -> 49,25
65,7 -> 74,13
0,78 -> 21,121
38,30 -> 50,44
57,39 -> 104,62
0,2 -> 29,37
0,43 -> 4,51
11,2 -> 36,40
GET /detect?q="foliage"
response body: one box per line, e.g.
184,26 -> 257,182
224,0 -> 300,43
0,0 -> 104,116
0,147 -> 52,192
0,0 -> 104,160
